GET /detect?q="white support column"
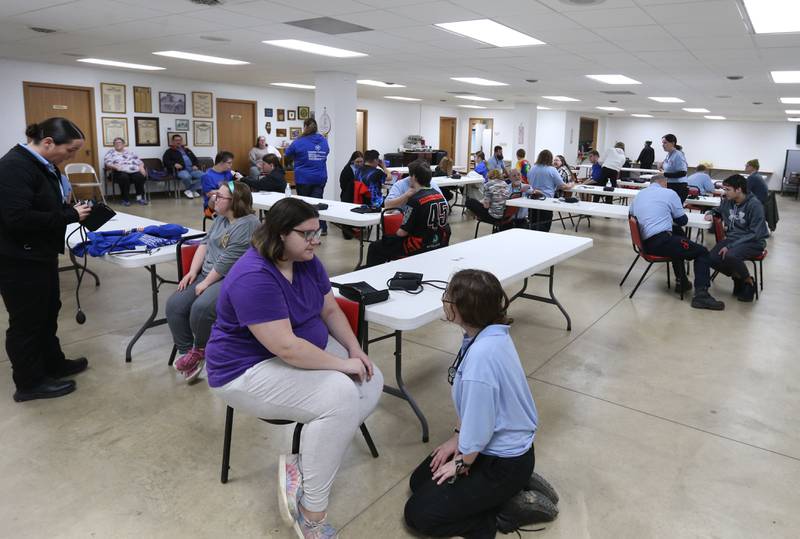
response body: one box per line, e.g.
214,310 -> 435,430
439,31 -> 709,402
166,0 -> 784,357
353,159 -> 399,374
314,71 -> 357,201
514,103 -> 538,164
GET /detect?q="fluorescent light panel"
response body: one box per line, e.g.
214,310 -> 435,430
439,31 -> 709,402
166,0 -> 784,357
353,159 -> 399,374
152,50 -> 248,65
771,70 -> 800,83
705,115 -> 726,120
384,96 -> 421,101
742,0 -> 800,34
77,58 -> 165,70
586,74 -> 641,85
788,117 -> 800,122
648,96 -> 684,103
785,109 -> 800,114
450,77 -> 508,86
271,82 -> 316,89
458,104 -> 486,109
631,114 -> 653,118
357,80 -> 405,88
780,97 -> 800,103
542,95 -> 580,102
683,108 -> 710,113
455,95 -> 494,101
435,19 -> 545,48
596,106 -> 624,111
262,39 -> 366,58
536,106 -> 551,110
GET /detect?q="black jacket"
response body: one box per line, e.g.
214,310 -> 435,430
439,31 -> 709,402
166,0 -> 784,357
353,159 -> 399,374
637,146 -> 655,169
243,166 -> 287,193
0,144 -> 80,261
340,163 -> 356,203
162,146 -> 199,172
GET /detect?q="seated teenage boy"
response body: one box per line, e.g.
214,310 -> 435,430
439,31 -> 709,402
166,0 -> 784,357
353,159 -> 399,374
629,174 -> 725,310
366,161 -> 450,267
355,149 -> 387,208
385,159 -> 444,211
702,174 -> 769,302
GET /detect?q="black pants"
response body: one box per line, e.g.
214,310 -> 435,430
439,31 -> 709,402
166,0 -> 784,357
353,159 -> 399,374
295,183 -> 327,232
666,183 -> 689,235
701,239 -> 764,284
366,235 -> 404,267
529,209 -> 553,232
465,198 -> 499,224
597,167 -> 619,203
405,445 -> 535,539
112,171 -> 146,202
643,232 -> 710,288
0,256 -> 67,390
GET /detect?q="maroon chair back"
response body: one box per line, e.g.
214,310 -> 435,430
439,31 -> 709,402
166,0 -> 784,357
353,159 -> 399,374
178,244 -> 200,279
688,186 -> 701,197
335,296 -> 364,344
381,210 -> 403,236
712,215 -> 726,243
628,216 -> 645,254
500,192 -> 522,222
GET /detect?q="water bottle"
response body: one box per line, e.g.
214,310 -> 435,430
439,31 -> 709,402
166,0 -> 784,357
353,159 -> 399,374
285,183 -> 292,198
606,179 -> 612,188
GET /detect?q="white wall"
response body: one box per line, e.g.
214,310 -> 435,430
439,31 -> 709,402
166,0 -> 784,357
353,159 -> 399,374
603,116 -> 796,187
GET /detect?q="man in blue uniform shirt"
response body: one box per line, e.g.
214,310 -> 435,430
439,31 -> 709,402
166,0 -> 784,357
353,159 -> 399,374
744,159 -> 768,205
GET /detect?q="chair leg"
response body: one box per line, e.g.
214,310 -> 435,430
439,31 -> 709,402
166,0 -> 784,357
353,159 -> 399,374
359,424 -> 379,458
168,345 -> 178,366
291,423 -> 303,454
474,219 -> 481,239
620,255 -> 640,286
759,259 -> 764,291
629,261 -> 654,299
221,406 -> 234,484
752,260 -> 759,300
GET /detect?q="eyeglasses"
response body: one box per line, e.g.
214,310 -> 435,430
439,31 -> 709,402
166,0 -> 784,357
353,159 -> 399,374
293,228 -> 323,242
214,194 -> 232,201
441,294 -> 454,304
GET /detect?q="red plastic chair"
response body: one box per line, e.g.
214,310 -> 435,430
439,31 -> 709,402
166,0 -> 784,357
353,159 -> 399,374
167,234 -> 207,366
474,193 -> 521,238
710,216 -> 767,299
381,209 -> 403,237
620,216 -> 685,299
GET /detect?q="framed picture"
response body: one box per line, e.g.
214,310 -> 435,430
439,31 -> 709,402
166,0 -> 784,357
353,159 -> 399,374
101,117 -> 128,146
277,109 -> 285,122
289,127 -> 301,140
134,117 -> 160,146
265,121 -> 272,134
175,119 -> 190,131
133,86 -> 152,113
297,106 -> 310,120
192,91 -> 213,118
288,110 -> 296,121
167,130 -> 188,145
194,120 -> 214,146
100,83 -> 126,114
276,128 -> 287,137
265,108 -> 273,117
159,91 -> 186,114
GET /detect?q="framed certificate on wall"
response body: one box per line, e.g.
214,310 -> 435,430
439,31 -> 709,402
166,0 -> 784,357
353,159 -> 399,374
134,117 -> 160,146
192,91 -> 213,118
193,120 -> 213,146
100,83 -> 126,114
101,117 -> 128,146
133,86 -> 152,113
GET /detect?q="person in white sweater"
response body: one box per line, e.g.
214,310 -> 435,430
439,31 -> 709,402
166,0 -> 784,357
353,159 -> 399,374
248,136 -> 282,180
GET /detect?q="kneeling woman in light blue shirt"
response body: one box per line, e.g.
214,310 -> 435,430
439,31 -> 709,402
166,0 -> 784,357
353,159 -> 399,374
404,269 -> 540,538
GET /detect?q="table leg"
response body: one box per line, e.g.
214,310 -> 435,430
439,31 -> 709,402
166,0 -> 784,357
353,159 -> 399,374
509,265 -> 572,331
124,264 -> 172,363
59,251 -> 101,287
365,329 -> 429,443
355,225 -> 371,270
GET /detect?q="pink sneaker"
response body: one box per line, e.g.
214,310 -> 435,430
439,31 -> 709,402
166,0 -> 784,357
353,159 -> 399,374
279,454 -> 303,524
175,348 -> 204,382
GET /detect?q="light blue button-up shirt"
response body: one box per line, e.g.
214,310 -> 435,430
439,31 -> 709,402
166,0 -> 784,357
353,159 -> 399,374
21,143 -> 69,201
528,164 -> 565,198
629,182 -> 685,240
385,177 -> 443,211
687,172 -> 715,194
487,155 -> 505,172
662,149 -> 688,183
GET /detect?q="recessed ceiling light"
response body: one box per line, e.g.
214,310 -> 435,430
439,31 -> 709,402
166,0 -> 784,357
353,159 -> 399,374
753,101 -> 763,105
780,97 -> 800,104
742,0 -> 800,34
450,77 -> 508,86
435,19 -> 545,47
526,79 -> 538,83
705,115 -> 726,120
596,106 -> 624,111
586,74 -> 641,85
785,109 -> 800,114
771,71 -> 800,83
631,114 -> 653,118
262,39 -> 367,58
77,58 -> 165,70
271,82 -> 316,90
357,80 -> 405,88
536,106 -> 551,110
458,104 -> 487,109
542,95 -> 580,102
384,96 -> 421,101
648,96 -> 685,103
788,117 -> 800,122
726,75 -> 744,80
153,51 -> 248,65
455,95 -> 494,101
682,107 -> 710,113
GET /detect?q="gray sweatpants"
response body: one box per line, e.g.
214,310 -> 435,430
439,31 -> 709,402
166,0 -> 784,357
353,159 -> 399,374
211,337 -> 384,512
165,277 -> 222,354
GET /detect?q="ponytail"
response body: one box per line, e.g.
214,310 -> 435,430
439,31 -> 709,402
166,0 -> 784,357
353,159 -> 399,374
26,117 -> 84,145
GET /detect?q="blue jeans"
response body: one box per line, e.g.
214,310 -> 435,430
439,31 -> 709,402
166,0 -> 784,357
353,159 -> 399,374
177,169 -> 203,191
296,183 -> 327,232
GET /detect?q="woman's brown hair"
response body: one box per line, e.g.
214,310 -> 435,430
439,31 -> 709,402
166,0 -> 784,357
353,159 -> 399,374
445,269 -> 510,328
438,156 -> 453,175
251,197 -> 319,262
228,181 -> 254,219
535,149 -> 553,166
301,118 -> 318,137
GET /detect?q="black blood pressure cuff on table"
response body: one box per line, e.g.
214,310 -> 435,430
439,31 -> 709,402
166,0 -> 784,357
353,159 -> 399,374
331,281 -> 389,305
351,205 -> 381,214
663,171 -> 687,179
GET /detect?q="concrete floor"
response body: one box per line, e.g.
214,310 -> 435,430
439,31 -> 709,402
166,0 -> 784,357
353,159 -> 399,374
1,194 -> 799,539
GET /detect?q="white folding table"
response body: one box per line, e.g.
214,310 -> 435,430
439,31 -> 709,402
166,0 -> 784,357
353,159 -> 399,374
567,184 -> 643,200
65,212 -> 204,362
331,228 -> 593,442
251,192 -> 382,268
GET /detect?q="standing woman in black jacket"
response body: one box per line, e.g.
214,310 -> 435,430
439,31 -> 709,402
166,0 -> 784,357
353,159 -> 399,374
0,118 -> 92,402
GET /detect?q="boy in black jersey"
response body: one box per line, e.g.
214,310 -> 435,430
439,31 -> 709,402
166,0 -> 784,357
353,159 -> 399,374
366,160 -> 450,267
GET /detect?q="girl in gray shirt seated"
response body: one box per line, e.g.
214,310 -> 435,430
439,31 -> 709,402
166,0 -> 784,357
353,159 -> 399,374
167,181 -> 260,382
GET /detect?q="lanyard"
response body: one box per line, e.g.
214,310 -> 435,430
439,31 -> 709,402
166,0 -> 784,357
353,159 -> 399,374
447,328 -> 485,385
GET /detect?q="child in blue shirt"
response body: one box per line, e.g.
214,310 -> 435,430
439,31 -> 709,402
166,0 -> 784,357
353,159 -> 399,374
201,151 -> 242,208
588,150 -> 602,183
474,150 -> 488,180
405,269 -> 557,538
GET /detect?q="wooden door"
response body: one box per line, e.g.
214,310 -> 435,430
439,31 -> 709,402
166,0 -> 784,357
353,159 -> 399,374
356,109 -> 368,153
23,82 -> 98,172
217,99 -> 257,174
439,117 -> 456,160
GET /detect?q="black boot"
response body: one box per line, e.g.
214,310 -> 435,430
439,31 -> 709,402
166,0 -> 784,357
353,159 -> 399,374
524,472 -> 559,505
732,278 -> 744,296
737,280 -> 755,302
14,378 -> 76,402
49,357 -> 89,378
496,490 -> 559,534
674,278 -> 693,295
691,289 -> 725,310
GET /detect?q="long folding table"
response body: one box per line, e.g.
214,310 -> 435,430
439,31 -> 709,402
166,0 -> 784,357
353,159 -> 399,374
331,229 -> 593,442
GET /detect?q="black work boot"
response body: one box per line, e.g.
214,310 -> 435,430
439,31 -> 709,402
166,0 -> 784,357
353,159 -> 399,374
691,288 -> 725,310
737,280 -> 755,302
496,490 -> 559,534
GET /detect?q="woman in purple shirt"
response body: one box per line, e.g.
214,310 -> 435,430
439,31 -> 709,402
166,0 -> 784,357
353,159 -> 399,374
206,197 -> 383,539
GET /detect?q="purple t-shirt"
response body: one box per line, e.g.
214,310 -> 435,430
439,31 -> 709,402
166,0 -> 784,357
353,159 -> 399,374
205,247 -> 331,388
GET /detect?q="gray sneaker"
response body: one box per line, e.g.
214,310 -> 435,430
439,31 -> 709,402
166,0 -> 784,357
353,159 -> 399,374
691,289 -> 725,310
294,510 -> 338,539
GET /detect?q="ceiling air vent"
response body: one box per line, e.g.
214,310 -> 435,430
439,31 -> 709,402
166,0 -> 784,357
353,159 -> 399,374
650,110 -> 670,113
286,17 -> 372,35
62,53 -> 84,57
200,35 -> 231,42
190,0 -> 224,6
559,0 -> 607,5
29,26 -> 58,34
601,90 -> 635,95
